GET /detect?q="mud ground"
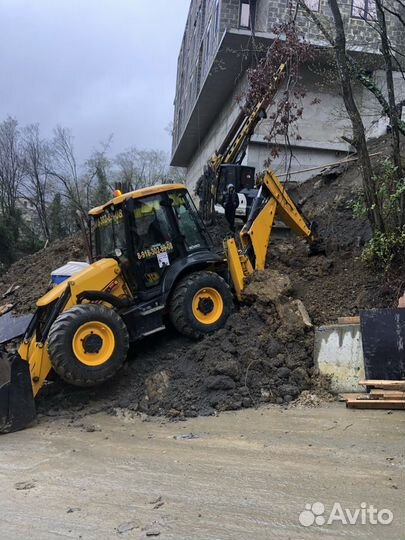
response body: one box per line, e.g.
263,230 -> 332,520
0,404 -> 404,540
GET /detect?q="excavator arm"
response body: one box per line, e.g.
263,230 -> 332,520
226,169 -> 316,300
199,64 -> 286,223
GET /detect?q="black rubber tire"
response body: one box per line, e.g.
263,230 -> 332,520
47,304 -> 129,387
170,271 -> 233,339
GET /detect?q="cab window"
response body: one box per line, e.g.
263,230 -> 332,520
169,191 -> 210,251
94,207 -> 126,259
132,196 -> 172,252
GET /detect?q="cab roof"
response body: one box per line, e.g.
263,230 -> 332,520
88,183 -> 186,217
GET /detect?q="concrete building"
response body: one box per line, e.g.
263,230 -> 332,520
171,0 -> 405,189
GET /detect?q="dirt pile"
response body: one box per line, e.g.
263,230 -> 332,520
290,134 -> 405,251
268,237 -> 396,326
269,136 -> 405,324
0,235 -> 86,314
36,268 -> 316,420
140,269 -> 315,414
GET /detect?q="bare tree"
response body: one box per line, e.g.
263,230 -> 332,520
47,126 -> 91,221
115,147 -> 169,190
0,116 -> 24,217
298,0 -> 405,136
137,149 -> 169,185
375,0 -> 403,190
85,139 -> 114,206
114,147 -> 138,190
21,124 -> 52,240
381,0 -> 405,77
328,0 -> 384,231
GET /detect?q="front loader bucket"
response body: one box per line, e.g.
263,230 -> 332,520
0,353 -> 36,433
0,312 -> 33,344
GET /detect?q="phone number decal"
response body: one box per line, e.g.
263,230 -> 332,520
136,241 -> 173,260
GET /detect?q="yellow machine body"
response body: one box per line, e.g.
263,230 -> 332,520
18,258 -> 131,396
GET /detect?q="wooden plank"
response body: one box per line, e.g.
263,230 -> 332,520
346,398 -> 405,409
2,284 -> 15,299
0,303 -> 14,316
359,380 -> 405,391
337,316 -> 360,325
370,389 -> 405,399
338,392 -> 366,402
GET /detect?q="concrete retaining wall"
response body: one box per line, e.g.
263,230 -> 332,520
314,324 -> 365,393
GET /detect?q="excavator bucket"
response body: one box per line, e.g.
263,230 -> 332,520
0,311 -> 36,433
0,312 -> 32,344
0,352 -> 36,433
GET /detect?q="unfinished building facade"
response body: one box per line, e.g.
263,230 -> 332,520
171,0 -> 405,189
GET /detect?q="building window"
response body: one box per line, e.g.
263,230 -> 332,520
304,0 -> 320,11
239,0 -> 251,28
352,0 -> 376,20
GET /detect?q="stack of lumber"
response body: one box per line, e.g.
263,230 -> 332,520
345,380 -> 405,409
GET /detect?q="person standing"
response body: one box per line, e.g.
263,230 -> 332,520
222,184 -> 239,232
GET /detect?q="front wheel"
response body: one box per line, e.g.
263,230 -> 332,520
47,304 -> 129,387
170,271 -> 233,339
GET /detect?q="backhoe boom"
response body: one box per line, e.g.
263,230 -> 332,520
226,169 -> 315,299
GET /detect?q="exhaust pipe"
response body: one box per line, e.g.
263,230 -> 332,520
0,352 -> 36,434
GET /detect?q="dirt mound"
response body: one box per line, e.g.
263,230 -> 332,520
0,235 -> 87,314
268,237 -> 396,326
290,134 -> 405,251
36,269 -> 316,420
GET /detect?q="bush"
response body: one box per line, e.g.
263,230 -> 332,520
362,228 -> 405,269
350,159 -> 405,269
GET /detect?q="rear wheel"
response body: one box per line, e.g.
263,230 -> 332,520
47,304 -> 129,387
170,271 -> 233,339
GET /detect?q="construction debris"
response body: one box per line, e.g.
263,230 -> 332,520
346,397 -> 405,410
0,303 -> 14,316
359,379 -> 405,391
345,380 -> 405,409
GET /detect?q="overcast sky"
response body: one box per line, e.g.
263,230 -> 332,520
0,0 -> 189,161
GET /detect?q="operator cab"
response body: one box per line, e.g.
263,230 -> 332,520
89,185 -> 215,296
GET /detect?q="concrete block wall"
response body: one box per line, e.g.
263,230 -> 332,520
220,0 -> 241,30
256,0 -> 403,56
173,0 -> 405,187
315,324 -> 365,393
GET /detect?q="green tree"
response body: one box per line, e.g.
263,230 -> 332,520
0,214 -> 18,270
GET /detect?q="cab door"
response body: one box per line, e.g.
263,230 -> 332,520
130,195 -> 178,292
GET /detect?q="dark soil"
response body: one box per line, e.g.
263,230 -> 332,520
36,269 -> 315,420
0,235 -> 86,314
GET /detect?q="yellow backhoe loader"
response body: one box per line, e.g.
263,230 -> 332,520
0,169 -> 319,433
